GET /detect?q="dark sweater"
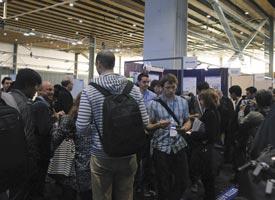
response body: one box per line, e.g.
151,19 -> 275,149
190,108 -> 220,144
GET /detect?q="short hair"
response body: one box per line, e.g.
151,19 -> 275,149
150,80 -> 161,88
137,73 -> 149,82
199,88 -> 219,109
96,50 -> 115,69
255,90 -> 272,108
246,86 -> 257,94
61,80 -> 71,87
160,73 -> 178,87
229,85 -> 242,97
197,82 -> 209,92
273,88 -> 275,95
14,68 -> 42,90
1,77 -> 12,85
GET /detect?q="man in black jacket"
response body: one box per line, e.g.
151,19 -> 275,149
54,77 -> 73,114
31,81 -> 55,199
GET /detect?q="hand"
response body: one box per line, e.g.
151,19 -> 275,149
158,120 -> 170,129
176,120 -> 192,133
240,105 -> 246,111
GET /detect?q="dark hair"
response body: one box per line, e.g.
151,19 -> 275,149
14,68 -> 42,89
150,80 -> 161,88
96,50 -> 115,69
160,73 -> 178,87
53,84 -> 62,99
229,85 -> 242,97
68,92 -> 82,118
255,90 -> 272,108
61,80 -> 71,87
199,88 -> 219,109
137,73 -> 149,82
1,77 -> 12,85
246,86 -> 257,94
197,82 -> 209,92
273,88 -> 275,95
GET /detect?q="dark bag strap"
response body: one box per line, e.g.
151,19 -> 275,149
89,82 -> 111,97
122,81 -> 134,95
155,98 -> 180,125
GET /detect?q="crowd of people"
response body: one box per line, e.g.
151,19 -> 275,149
1,50 -> 275,200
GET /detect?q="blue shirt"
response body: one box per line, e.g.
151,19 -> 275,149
143,89 -> 157,108
148,95 -> 189,154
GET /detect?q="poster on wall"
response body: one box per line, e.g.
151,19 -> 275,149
148,74 -> 160,81
71,79 -> 84,98
205,76 -> 222,90
182,77 -> 197,95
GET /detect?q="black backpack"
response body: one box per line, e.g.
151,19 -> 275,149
0,92 -> 28,192
90,81 -> 146,157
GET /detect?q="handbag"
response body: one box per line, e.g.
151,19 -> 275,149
48,138 -> 75,177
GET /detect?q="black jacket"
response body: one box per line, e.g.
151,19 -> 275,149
54,87 -> 73,114
32,96 -> 53,160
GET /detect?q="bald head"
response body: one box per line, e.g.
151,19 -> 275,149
38,81 -> 54,102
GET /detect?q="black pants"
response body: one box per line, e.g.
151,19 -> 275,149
153,149 -> 189,200
190,145 -> 215,200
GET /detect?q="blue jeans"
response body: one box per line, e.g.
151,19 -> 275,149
90,155 -> 137,200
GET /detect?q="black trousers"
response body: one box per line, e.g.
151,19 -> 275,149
190,145 -> 216,200
153,149 -> 189,200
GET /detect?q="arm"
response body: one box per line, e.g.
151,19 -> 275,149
76,90 -> 93,134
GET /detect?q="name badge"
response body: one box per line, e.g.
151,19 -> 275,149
170,126 -> 177,137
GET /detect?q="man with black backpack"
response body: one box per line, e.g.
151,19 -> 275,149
0,68 -> 42,200
76,50 -> 149,200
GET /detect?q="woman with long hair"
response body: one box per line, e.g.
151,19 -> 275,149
188,89 -> 221,200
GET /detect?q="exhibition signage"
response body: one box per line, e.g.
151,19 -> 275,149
228,68 -> 241,76
183,57 -> 197,69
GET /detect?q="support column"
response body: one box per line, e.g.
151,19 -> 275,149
269,17 -> 274,81
118,54 -> 122,75
12,42 -> 18,74
88,37 -> 96,81
143,0 -> 188,69
74,53 -> 79,79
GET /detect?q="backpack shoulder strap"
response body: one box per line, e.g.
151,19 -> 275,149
122,81 -> 134,95
154,98 -> 180,125
89,82 -> 111,97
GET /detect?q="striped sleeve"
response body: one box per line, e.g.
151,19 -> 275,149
76,89 -> 93,134
131,86 -> 149,126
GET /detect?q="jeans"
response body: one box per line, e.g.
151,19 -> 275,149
90,155 -> 137,200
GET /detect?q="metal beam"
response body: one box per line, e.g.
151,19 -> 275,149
269,17 -> 274,79
6,0 -> 77,20
88,37 -> 96,81
208,0 -> 242,60
227,19 -> 268,63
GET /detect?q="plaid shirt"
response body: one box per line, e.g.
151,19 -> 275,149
148,95 -> 189,154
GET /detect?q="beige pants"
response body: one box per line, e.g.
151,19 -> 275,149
90,155 -> 137,200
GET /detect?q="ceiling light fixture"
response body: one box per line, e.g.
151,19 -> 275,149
3,32 -> 7,36
207,15 -> 211,18
24,32 -> 30,36
77,41 -> 83,44
68,17 -> 73,20
129,33 -> 133,37
76,31 -> 79,35
72,42 -> 77,45
69,2 -> 74,7
15,39 -> 18,42
29,32 -> 36,36
245,11 -> 249,15
79,19 -> 83,23
240,31 -> 243,35
133,24 -> 136,27
15,17 -> 18,21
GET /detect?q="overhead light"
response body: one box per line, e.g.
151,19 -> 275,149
115,48 -> 119,52
133,24 -> 136,27
77,41 -> 83,44
15,17 -> 19,21
69,2 -> 74,7
245,11 -> 249,15
15,38 -> 18,42
29,32 -> 36,36
206,15 -> 211,18
72,42 -> 77,45
68,17 -> 73,20
24,32 -> 30,36
240,31 -> 243,35
79,19 -> 83,23
3,32 -> 7,36
75,31 -> 79,35
129,33 -> 133,37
